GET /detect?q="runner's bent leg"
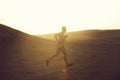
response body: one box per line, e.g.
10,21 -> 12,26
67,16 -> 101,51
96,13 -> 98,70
46,49 -> 60,66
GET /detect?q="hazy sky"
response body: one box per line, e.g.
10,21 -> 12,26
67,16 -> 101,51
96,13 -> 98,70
0,0 -> 120,34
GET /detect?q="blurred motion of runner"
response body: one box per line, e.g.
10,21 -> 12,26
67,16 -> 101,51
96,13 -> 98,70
46,26 -> 72,67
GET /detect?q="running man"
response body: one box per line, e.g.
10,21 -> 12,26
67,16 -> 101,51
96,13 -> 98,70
46,26 -> 72,67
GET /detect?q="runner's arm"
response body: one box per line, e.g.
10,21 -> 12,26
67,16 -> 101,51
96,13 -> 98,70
64,35 -> 68,39
54,33 -> 59,41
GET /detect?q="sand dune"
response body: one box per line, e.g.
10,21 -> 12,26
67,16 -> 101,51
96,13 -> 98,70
0,24 -> 120,80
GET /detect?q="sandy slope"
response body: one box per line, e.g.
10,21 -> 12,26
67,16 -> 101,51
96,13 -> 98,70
0,24 -> 120,80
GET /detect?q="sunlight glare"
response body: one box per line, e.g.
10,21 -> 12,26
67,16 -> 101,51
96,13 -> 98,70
1,0 -> 120,34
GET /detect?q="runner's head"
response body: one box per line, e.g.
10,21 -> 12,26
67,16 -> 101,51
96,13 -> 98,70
62,26 -> 66,33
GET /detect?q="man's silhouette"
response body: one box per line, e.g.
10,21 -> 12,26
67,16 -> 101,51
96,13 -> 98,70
46,26 -> 72,67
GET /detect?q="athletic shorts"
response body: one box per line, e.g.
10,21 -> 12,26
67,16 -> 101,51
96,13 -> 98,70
57,44 -> 65,50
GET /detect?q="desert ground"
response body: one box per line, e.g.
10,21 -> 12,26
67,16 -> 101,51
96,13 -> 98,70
0,24 -> 120,80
